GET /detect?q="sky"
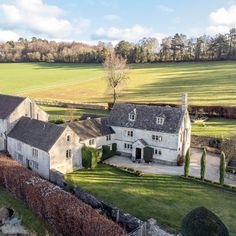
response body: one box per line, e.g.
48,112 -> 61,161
0,0 -> 236,44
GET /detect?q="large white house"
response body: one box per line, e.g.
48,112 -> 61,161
69,117 -> 115,149
107,94 -> 191,165
7,117 -> 82,179
0,94 -> 48,151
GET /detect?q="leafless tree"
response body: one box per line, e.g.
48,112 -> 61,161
221,136 -> 236,160
103,52 -> 129,104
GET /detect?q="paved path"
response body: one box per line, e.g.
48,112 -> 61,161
105,148 -> 236,187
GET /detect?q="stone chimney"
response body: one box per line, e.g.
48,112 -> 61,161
182,93 -> 188,112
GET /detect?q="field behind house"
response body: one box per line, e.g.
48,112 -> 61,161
0,61 -> 236,106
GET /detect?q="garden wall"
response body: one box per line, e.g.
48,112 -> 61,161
0,155 -> 126,236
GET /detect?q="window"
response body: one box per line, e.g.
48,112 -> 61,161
67,135 -> 71,142
152,135 -> 163,142
156,117 -> 165,125
127,131 -> 133,137
106,135 -> 111,141
17,153 -> 23,162
154,149 -> 162,155
32,148 -> 38,157
124,143 -> 132,149
17,142 -> 22,151
66,149 -> 72,159
129,113 -> 136,121
30,160 -> 39,169
89,139 -> 95,145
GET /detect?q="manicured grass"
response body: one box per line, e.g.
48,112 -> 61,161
41,105 -> 109,121
192,118 -> 236,138
0,187 -> 53,236
65,164 -> 236,235
0,61 -> 236,106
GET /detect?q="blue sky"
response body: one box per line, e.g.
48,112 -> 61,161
0,0 -> 236,44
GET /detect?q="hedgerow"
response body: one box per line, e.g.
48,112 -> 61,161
0,155 -> 126,236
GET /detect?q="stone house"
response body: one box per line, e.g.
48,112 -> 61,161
69,117 -> 115,149
107,94 -> 191,165
7,117 -> 82,179
0,94 -> 48,151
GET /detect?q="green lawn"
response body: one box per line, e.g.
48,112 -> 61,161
65,164 -> 236,235
0,187 -> 53,236
41,105 -> 109,121
0,61 -> 236,106
192,118 -> 236,138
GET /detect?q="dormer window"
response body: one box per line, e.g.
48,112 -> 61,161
156,117 -> 165,125
129,113 -> 135,121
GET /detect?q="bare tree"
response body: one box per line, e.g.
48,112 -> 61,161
221,136 -> 236,161
65,105 -> 76,122
103,53 -> 129,104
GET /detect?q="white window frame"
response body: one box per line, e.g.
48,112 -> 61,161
129,113 -> 135,121
32,148 -> 38,158
89,139 -> 95,145
156,117 -> 165,125
127,130 -> 134,137
66,149 -> 72,159
66,135 -> 71,142
106,135 -> 111,141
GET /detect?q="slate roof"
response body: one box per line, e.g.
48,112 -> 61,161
69,117 -> 114,141
0,94 -> 26,119
108,103 -> 185,134
8,117 -> 65,152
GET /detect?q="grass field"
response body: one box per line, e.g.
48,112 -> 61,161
0,187 -> 52,236
66,164 -> 236,235
0,61 -> 236,106
192,118 -> 236,137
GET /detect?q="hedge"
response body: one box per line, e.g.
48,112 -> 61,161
82,146 -> 102,169
101,143 -> 117,161
0,155 -> 126,236
143,147 -> 153,163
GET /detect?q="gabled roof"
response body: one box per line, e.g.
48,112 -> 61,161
108,103 -> 184,134
8,117 -> 65,152
69,117 -> 114,141
0,94 -> 26,119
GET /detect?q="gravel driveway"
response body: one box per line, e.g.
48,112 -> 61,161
104,148 -> 236,187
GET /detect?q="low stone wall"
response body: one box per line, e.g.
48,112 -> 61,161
191,135 -> 221,154
226,172 -> 236,181
49,171 -> 143,232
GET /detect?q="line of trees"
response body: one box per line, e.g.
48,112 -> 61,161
0,28 -> 236,63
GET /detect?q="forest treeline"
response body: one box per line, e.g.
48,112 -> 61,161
0,28 -> 236,63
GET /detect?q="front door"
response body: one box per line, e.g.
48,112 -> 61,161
136,148 -> 142,160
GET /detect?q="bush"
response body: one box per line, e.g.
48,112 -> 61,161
182,207 -> 229,236
143,147 -> 153,163
209,137 -> 222,149
184,148 -> 190,177
220,152 -> 226,185
50,119 -> 64,124
82,146 -> 102,169
201,148 -> 206,180
101,144 -> 116,161
0,155 -> 126,236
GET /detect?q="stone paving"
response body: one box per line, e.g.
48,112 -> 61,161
105,148 -> 236,187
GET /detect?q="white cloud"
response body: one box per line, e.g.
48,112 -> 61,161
0,29 -> 20,42
0,0 -> 90,40
104,14 -> 120,21
207,4 -> 236,34
91,24 -> 166,44
156,5 -> 174,13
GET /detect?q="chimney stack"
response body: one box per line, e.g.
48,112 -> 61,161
182,93 -> 188,111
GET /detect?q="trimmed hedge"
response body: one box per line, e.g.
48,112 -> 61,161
82,146 -> 102,169
180,175 -> 236,193
182,207 -> 229,236
143,147 -> 153,163
101,143 -> 117,161
0,155 -> 126,236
